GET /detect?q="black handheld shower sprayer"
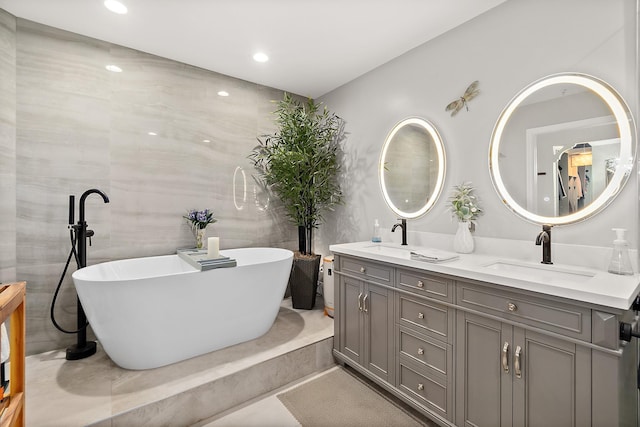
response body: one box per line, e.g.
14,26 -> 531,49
50,188 -> 109,361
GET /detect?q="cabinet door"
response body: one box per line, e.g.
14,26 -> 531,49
456,311 -> 513,427
340,276 -> 363,364
364,283 -> 394,383
512,329 -> 591,427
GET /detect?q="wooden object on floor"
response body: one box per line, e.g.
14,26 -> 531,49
0,282 -> 26,427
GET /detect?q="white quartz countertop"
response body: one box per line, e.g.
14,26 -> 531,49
329,241 -> 640,311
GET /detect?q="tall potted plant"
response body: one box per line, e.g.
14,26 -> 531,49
250,93 -> 345,309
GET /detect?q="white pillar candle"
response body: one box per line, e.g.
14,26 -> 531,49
207,237 -> 219,259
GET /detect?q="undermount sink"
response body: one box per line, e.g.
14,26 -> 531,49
483,260 -> 596,284
361,243 -> 412,258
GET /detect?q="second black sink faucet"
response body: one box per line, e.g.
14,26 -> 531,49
535,224 -> 553,264
392,218 -> 407,246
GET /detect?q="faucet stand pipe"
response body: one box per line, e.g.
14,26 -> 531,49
66,189 -> 109,361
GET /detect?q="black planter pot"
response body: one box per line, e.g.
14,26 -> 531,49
289,254 -> 321,310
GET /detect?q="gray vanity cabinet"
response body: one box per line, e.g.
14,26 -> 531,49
455,279 -> 593,427
395,269 -> 455,421
455,311 -> 508,426
455,311 -> 591,427
333,251 -> 638,427
335,256 -> 395,384
510,328 -> 591,427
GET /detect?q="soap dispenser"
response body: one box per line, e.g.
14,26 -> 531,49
372,219 -> 381,243
607,228 -> 633,275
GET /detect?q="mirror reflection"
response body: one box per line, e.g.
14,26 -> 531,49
379,117 -> 446,218
490,73 -> 635,225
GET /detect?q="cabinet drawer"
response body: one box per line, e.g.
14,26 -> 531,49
398,361 -> 451,421
340,256 -> 393,285
397,294 -> 451,343
398,326 -> 451,377
397,269 -> 453,302
457,282 -> 591,341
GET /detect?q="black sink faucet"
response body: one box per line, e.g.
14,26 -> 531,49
535,224 -> 553,264
392,218 -> 407,246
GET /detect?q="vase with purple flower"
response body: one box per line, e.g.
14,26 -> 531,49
183,208 -> 217,249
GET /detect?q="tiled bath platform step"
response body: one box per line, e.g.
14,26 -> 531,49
26,299 -> 334,427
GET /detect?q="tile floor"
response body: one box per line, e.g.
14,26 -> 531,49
195,368 -> 338,427
199,364 -> 436,427
25,298 -> 334,427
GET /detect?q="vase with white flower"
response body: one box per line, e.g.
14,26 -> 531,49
449,182 -> 482,253
184,209 -> 217,249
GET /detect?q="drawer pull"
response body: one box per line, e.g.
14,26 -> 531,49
363,294 -> 368,313
357,292 -> 363,311
417,383 -> 424,391
417,312 -> 425,319
502,342 -> 509,373
515,345 -> 522,379
417,280 -> 424,288
417,347 -> 424,355
508,303 -> 517,312
360,266 -> 366,273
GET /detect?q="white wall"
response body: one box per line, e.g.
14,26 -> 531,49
317,0 -> 638,257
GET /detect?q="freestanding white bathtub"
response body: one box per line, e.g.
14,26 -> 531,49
72,247 -> 293,370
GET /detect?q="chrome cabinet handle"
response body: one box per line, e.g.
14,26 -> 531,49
515,345 -> 522,378
417,347 -> 424,355
417,312 -> 425,319
363,294 -> 368,313
417,383 -> 424,391
508,302 -> 517,312
417,280 -> 424,288
357,292 -> 363,311
502,342 -> 509,373
360,266 -> 366,273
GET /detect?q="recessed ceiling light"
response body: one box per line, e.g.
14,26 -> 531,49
217,91 -> 229,97
253,52 -> 269,63
148,131 -> 157,136
203,139 -> 211,143
104,0 -> 128,14
105,64 -> 122,73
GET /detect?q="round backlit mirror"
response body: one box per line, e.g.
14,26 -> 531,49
379,117 -> 446,218
489,73 -> 636,225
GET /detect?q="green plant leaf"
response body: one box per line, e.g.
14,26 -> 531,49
249,93 -> 347,254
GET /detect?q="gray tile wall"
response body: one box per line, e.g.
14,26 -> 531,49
6,18 -> 296,354
0,10 -> 16,283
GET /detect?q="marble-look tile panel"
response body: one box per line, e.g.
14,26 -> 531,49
108,306 -> 305,411
0,62 -> 15,165
16,176 -> 111,264
0,173 -> 16,280
0,9 -> 16,59
16,25 -> 111,179
17,260 -> 98,354
26,348 -> 116,427
16,19 -> 111,96
26,298 -> 333,426
16,21 -> 112,353
0,10 -> 16,280
315,337 -> 336,371
109,345 -> 320,427
107,45 -> 294,258
13,20 -> 298,354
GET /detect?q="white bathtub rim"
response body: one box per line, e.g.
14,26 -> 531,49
72,247 -> 294,282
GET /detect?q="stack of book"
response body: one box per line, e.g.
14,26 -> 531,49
177,249 -> 237,271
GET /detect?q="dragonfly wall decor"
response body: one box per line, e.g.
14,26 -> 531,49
445,80 -> 480,116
